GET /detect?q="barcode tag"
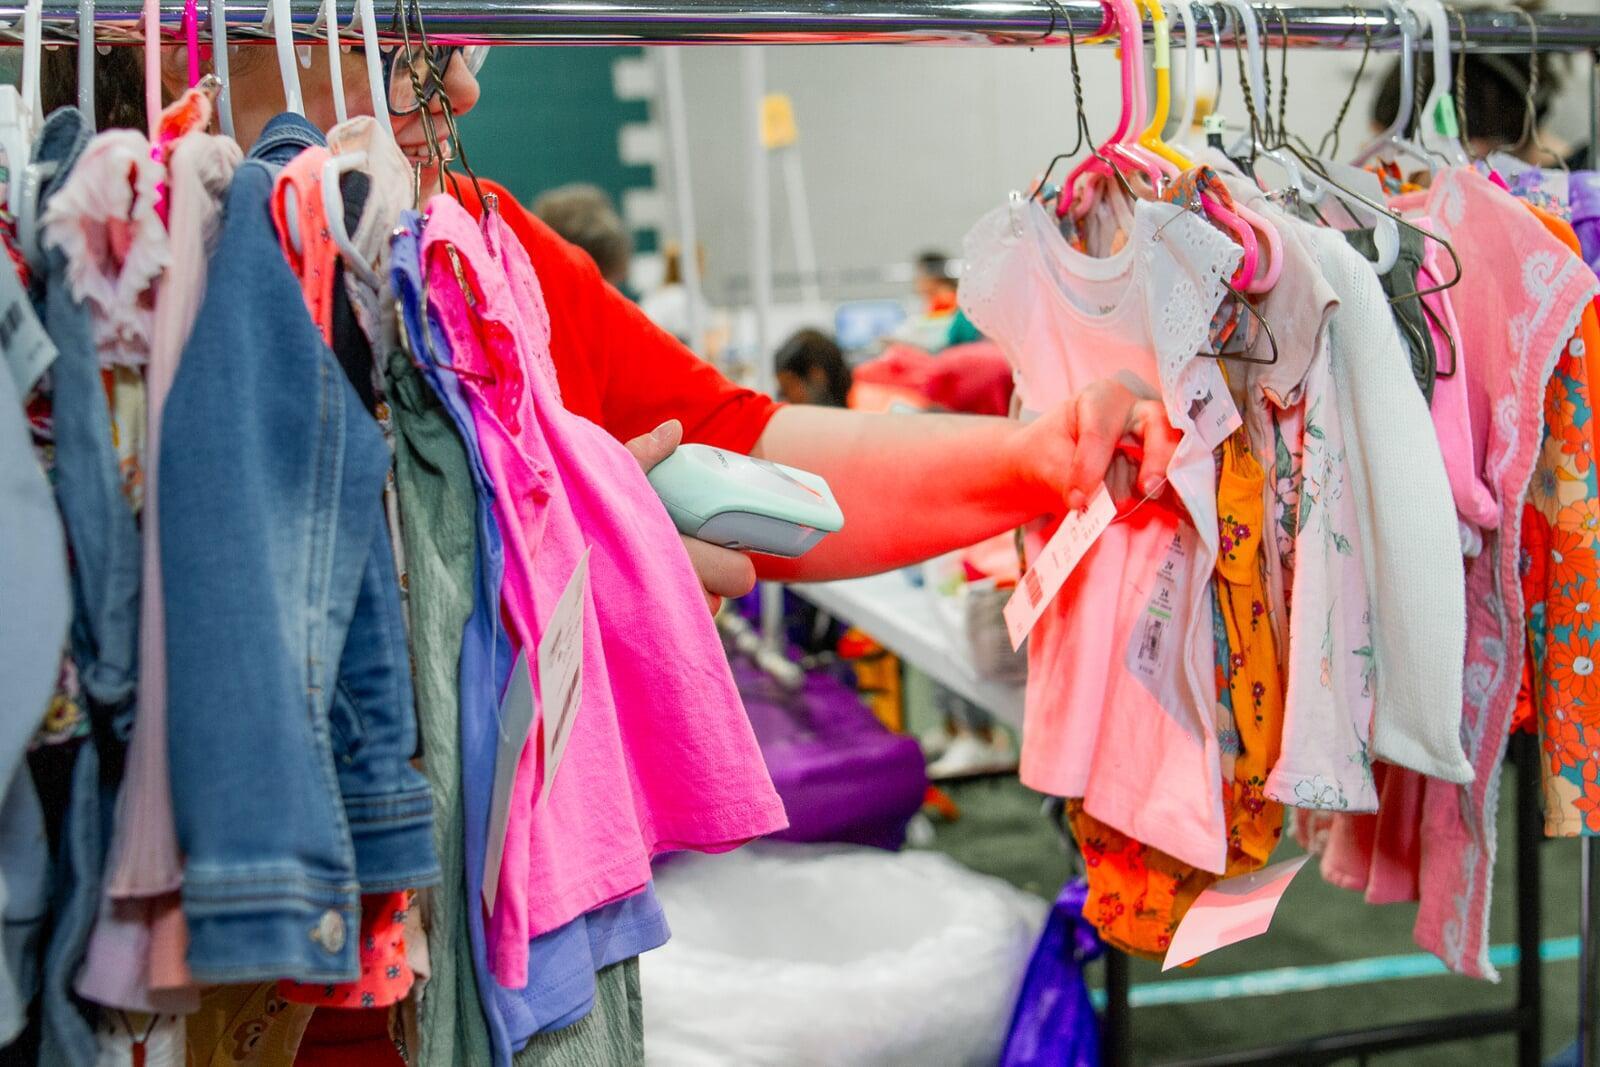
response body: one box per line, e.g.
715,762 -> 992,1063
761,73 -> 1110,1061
1003,486 -> 1116,649
1126,531 -> 1188,691
483,651 -> 535,914
1185,377 -> 1242,451
538,548 -> 589,806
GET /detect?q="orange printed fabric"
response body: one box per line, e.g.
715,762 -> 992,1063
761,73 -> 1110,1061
1210,435 -> 1286,870
1520,205 -> 1600,837
278,893 -> 415,1009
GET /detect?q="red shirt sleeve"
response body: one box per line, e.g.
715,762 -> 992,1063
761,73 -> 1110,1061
471,179 -> 781,453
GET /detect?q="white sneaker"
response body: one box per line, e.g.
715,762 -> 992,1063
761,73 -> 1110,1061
920,724 -> 958,761
927,730 -> 1019,780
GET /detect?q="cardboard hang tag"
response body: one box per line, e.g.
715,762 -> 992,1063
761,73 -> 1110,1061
481,548 -> 590,913
1003,486 -> 1116,650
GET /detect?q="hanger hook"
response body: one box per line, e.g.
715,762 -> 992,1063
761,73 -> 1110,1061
1318,5 -> 1372,158
1449,4 -> 1471,157
1509,4 -> 1561,171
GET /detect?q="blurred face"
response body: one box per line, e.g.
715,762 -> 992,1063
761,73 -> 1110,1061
165,43 -> 482,200
913,272 -> 957,309
776,369 -> 814,405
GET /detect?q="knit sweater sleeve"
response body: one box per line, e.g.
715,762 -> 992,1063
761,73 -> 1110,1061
1315,229 -> 1474,783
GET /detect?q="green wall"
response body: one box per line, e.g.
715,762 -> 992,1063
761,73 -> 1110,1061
458,47 -> 657,251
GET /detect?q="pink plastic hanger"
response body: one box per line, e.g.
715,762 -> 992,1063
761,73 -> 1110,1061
1058,0 -> 1165,220
182,0 -> 202,87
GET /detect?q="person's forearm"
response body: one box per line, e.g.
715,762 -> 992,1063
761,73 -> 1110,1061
750,405 -> 1054,582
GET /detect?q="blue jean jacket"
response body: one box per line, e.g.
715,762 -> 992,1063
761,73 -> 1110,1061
160,114 -> 438,984
29,107 -> 140,1067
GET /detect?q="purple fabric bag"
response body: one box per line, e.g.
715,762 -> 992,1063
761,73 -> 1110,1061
1001,879 -> 1104,1067
732,655 -> 926,851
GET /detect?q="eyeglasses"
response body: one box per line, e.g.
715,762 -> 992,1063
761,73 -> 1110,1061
377,44 -> 490,116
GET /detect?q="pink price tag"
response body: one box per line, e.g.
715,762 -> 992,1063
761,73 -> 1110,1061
1162,855 -> 1310,970
1003,486 -> 1116,650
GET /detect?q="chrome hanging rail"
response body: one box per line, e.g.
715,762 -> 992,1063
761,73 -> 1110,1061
16,0 -> 1600,51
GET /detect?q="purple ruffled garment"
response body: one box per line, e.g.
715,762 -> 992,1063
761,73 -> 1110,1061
1571,171 -> 1600,274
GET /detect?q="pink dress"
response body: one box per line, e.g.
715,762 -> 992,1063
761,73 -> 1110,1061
959,195 -> 1241,873
1413,168 -> 1598,979
421,197 -> 787,988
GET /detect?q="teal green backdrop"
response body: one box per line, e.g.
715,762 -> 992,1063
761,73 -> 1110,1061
458,46 -> 657,251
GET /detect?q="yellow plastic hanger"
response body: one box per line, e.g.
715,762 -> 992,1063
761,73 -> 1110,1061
1136,0 -> 1193,170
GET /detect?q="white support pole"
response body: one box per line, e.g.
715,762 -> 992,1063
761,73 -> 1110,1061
657,48 -> 707,356
742,47 -> 785,651
780,145 -> 821,307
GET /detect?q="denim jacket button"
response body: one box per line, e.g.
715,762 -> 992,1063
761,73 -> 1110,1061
311,909 -> 346,954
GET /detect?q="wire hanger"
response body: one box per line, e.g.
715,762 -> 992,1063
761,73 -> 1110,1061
396,0 -> 489,213
1316,6 -> 1373,160
1058,0 -> 1166,221
1029,0 -> 1140,213
1353,0 -> 1439,172
1509,4 -> 1563,172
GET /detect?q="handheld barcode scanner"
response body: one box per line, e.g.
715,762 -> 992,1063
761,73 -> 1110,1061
647,444 -> 845,558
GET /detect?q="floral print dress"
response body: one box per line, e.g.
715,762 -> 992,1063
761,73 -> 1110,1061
1522,229 -> 1600,837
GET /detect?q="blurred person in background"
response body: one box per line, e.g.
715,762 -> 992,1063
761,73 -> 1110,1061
641,241 -> 728,362
1368,2 -> 1581,169
532,182 -> 635,293
896,250 -> 984,353
775,329 -> 853,407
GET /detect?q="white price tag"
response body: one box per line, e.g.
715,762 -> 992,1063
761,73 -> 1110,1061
483,651 -> 534,913
1185,379 -> 1241,451
1003,486 -> 1116,650
481,548 -> 590,912
538,549 -> 589,806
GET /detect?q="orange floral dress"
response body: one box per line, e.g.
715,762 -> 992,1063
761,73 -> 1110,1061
1522,209 -> 1600,836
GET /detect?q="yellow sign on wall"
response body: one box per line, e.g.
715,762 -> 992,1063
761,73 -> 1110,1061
761,93 -> 799,150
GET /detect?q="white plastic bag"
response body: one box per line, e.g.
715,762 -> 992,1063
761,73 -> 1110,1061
644,843 -> 1047,1066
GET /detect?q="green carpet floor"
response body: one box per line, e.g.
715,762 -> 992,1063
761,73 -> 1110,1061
925,770 -> 1583,1065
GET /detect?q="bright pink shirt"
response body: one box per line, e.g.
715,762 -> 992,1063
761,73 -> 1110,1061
422,197 -> 787,988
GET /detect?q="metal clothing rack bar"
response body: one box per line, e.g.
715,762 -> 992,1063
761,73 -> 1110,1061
16,0 -> 1600,51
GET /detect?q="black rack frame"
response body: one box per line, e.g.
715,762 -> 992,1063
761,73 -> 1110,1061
1097,733 -> 1547,1067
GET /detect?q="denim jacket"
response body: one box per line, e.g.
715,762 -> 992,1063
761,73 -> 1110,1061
160,114 -> 437,984
29,106 -> 143,1066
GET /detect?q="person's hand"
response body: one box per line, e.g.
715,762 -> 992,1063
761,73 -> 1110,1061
625,419 -> 758,614
1009,378 -> 1180,515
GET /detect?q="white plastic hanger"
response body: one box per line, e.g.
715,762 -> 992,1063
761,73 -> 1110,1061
1406,0 -> 1469,166
211,0 -> 235,137
351,0 -> 395,139
264,0 -> 305,116
1218,0 -> 1313,198
318,0 -> 348,124
323,151 -> 383,288
143,0 -> 161,140
1167,0 -> 1198,149
1354,1 -> 1435,171
0,0 -> 45,217
77,0 -> 95,130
